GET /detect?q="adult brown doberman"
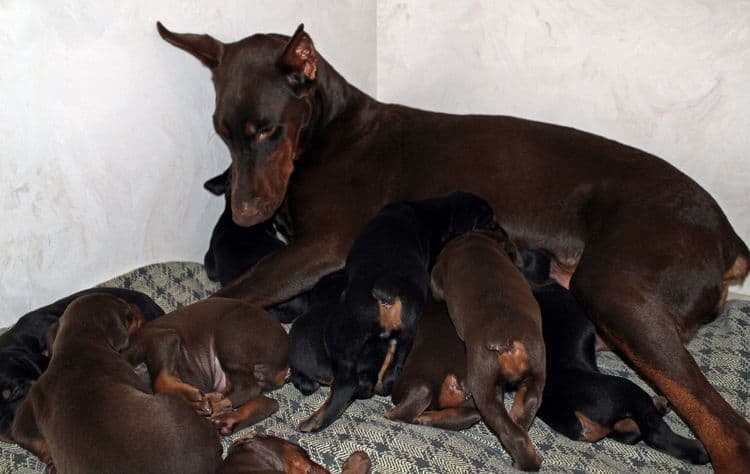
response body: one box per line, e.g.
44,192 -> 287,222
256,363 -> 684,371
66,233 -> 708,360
156,22 -> 749,471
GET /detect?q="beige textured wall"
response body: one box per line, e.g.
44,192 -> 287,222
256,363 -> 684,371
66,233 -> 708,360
377,0 -> 750,296
0,1 -> 376,326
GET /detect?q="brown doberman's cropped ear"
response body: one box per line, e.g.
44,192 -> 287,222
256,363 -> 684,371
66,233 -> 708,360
156,21 -> 224,69
278,24 -> 318,83
203,167 -> 230,196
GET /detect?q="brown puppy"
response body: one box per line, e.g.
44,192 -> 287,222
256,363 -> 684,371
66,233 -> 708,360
124,298 -> 288,435
431,230 -> 545,471
11,293 -> 222,473
219,433 -> 372,474
387,297 -> 480,430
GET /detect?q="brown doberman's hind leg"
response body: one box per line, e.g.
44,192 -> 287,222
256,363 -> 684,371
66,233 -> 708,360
572,245 -> 750,472
11,395 -> 54,468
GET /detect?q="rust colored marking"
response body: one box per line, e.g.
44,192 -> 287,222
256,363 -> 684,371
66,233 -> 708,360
438,373 -> 469,408
378,297 -> 403,332
508,383 -> 528,425
126,304 -> 145,336
723,255 -> 749,283
244,121 -> 257,137
374,340 -> 397,395
574,411 -> 611,442
612,417 -> 640,437
1,388 -> 11,400
496,341 -> 530,382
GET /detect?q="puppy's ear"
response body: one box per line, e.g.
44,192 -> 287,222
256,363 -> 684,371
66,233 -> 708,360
156,22 -> 224,69
204,167 -> 230,195
278,24 -> 318,86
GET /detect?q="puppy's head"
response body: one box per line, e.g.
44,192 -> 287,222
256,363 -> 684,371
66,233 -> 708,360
226,433 -> 328,474
443,191 -> 498,241
54,294 -> 144,353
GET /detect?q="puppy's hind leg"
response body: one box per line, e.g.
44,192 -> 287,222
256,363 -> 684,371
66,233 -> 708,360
385,383 -> 432,423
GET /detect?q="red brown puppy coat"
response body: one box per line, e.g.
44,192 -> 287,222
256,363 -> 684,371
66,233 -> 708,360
219,433 -> 371,474
387,297 -> 480,431
124,298 -> 288,435
431,230 -> 545,470
157,23 -> 749,470
11,293 -> 222,474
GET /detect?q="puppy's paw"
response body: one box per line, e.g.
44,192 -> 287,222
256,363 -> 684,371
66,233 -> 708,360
298,413 -> 323,433
342,451 -> 372,474
206,392 -> 233,415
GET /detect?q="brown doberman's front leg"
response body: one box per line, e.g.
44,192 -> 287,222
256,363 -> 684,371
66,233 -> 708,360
573,255 -> 750,473
214,235 -> 348,307
415,407 -> 482,430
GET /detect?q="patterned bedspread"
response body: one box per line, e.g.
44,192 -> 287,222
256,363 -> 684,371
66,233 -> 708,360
1,262 -> 748,473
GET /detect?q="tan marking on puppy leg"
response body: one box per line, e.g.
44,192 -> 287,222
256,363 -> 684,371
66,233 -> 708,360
723,255 -> 748,283
438,374 -> 469,408
508,383 -> 528,425
496,341 -> 529,382
575,411 -> 611,442
374,340 -> 397,395
378,297 -> 403,332
612,417 -> 640,437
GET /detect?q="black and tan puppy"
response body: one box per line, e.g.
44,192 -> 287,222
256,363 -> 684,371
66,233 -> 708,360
431,230 -> 545,471
219,433 -> 372,474
288,271 -> 346,396
387,297 -> 480,430
11,293 -> 221,473
298,192 -> 497,433
0,287 -> 164,441
520,249 -> 709,465
124,298 -> 288,435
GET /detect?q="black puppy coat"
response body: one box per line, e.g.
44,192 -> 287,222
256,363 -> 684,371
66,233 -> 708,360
520,249 -> 709,465
0,287 -> 164,440
298,191 -> 497,432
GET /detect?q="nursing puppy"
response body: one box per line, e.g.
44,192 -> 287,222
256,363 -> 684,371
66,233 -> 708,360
520,249 -> 709,465
125,298 -> 288,435
431,230 -> 545,471
0,287 -> 164,441
219,433 -> 372,474
387,297 -> 480,430
288,271 -> 346,395
11,293 -> 221,473
298,192 -> 497,433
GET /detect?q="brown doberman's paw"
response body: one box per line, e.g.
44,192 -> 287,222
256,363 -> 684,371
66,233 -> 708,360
211,410 -> 240,436
342,450 -> 372,474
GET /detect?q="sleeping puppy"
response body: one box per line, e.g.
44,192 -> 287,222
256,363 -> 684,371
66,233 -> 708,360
11,293 -> 221,473
203,167 -> 308,323
431,230 -> 545,471
0,287 -> 164,442
219,433 -> 372,474
520,249 -> 710,465
288,271 -> 346,395
124,298 -> 289,435
298,192 -> 497,432
386,297 -> 480,430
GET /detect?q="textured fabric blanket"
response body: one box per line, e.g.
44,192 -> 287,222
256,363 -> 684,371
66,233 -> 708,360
1,262 -> 747,473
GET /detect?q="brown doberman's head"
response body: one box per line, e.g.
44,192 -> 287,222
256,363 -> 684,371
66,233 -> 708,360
157,22 -> 318,227
223,433 -> 330,474
53,294 -> 144,353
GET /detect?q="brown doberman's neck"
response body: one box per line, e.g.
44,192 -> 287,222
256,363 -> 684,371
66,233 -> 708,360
307,58 -> 377,140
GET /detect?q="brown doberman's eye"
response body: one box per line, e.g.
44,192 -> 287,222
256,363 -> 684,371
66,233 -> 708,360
257,126 -> 276,141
